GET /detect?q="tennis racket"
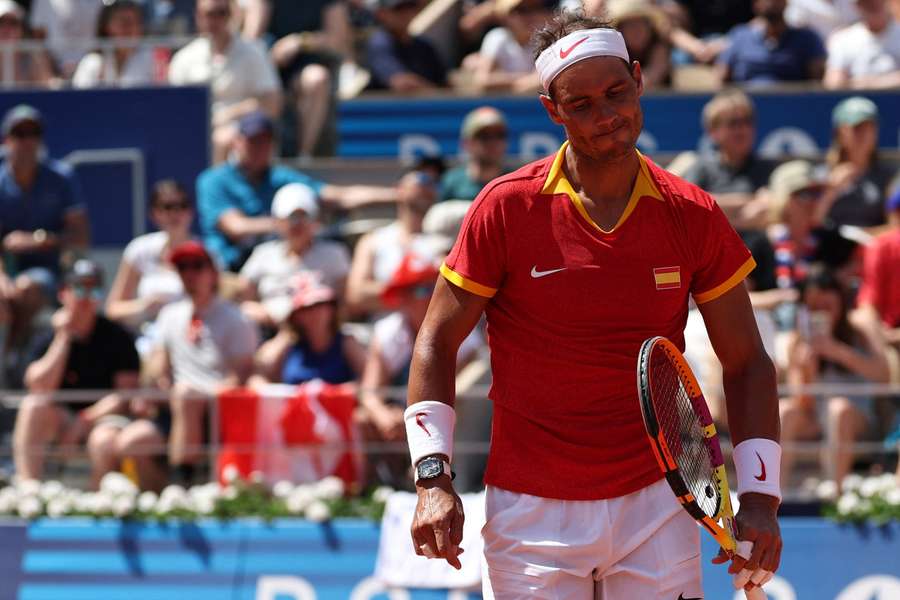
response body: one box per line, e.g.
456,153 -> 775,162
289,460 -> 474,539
637,336 -> 766,600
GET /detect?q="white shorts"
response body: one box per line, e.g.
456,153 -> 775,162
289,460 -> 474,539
481,478 -> 702,600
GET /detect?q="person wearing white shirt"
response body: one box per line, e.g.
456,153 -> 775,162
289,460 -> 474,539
73,0 -> 157,88
785,0 -> 858,42
30,0 -> 103,77
825,0 -> 900,88
168,0 -> 282,162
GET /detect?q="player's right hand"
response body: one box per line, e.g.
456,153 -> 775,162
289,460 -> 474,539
410,475 -> 465,570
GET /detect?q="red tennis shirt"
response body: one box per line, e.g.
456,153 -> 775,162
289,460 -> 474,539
441,142 -> 755,500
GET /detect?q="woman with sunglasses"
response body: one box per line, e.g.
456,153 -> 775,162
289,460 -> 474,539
106,180 -> 195,348
73,0 -> 156,88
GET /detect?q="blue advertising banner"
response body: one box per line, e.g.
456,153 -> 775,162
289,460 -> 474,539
0,517 -> 897,600
0,87 -> 209,247
337,90 -> 900,162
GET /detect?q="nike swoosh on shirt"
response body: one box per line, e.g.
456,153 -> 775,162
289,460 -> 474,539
559,36 -> 589,59
754,451 -> 767,481
530,266 -> 566,278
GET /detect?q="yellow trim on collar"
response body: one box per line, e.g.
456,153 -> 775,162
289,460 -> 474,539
540,141 -> 663,234
440,263 -> 497,298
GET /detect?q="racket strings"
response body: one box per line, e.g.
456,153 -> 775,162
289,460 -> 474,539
651,350 -> 721,518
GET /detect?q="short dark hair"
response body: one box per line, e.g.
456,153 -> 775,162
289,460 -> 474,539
96,0 -> 144,38
531,11 -> 615,62
150,179 -> 190,207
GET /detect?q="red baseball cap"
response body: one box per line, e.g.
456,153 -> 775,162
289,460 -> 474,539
169,240 -> 214,266
290,272 -> 337,311
380,252 -> 440,308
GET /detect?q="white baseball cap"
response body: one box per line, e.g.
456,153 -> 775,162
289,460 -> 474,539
0,0 -> 24,20
271,183 -> 319,220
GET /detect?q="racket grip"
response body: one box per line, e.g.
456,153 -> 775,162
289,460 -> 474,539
745,586 -> 768,600
735,540 -> 754,560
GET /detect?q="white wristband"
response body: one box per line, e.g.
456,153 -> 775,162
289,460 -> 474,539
733,438 -> 782,502
404,401 -> 455,466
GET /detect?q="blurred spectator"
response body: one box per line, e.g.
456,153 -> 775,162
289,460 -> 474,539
608,0 -> 672,89
145,0 -> 195,35
0,105 -> 90,352
465,0 -> 549,93
857,190 -> 900,345
716,0 -> 826,85
196,111 -> 395,271
0,0 -> 53,87
780,264 -> 890,490
169,0 -> 283,163
357,249 -> 482,487
346,171 -> 436,316
13,259 -> 140,484
237,183 -> 350,328
149,241 -> 258,482
105,180 -> 192,336
785,0 -> 858,42
253,271 -> 366,384
365,0 -> 447,92
661,0 -> 753,64
682,90 -> 779,300
440,106 -> 509,202
817,97 -> 892,229
824,0 -> 900,89
459,0 -> 503,50
30,0 -> 103,77
244,0 -> 365,156
73,0 -> 156,88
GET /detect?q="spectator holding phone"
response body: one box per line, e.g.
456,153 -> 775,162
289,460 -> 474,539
780,264 -> 891,490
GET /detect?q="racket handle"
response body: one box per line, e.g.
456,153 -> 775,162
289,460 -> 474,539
745,586 -> 768,600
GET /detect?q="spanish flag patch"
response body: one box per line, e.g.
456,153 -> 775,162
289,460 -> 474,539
653,266 -> 681,290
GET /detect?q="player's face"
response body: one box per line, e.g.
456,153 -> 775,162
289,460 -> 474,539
540,57 -> 644,163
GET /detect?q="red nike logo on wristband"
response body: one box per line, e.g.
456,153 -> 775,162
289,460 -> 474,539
559,36 -> 589,59
754,452 -> 767,481
415,412 -> 431,437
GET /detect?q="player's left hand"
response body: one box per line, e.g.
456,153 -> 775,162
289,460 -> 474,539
712,492 -> 782,592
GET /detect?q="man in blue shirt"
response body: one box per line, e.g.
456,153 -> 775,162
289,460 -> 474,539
196,111 -> 396,270
0,105 -> 90,350
716,0 -> 826,85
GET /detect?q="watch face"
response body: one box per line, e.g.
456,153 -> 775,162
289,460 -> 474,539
419,459 -> 443,479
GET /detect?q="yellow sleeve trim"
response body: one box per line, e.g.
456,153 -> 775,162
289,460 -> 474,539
692,257 -> 757,305
440,263 -> 497,298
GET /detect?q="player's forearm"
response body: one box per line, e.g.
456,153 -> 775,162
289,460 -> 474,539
722,349 -> 780,445
407,329 -> 459,410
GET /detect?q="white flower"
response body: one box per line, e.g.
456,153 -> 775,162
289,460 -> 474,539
837,494 -> 860,515
885,488 -> 900,506
100,473 -> 139,497
39,480 -> 65,502
876,473 -> 897,494
158,485 -> 189,513
314,476 -> 344,500
815,480 -> 838,501
46,497 -> 72,518
286,488 -> 314,514
272,480 -> 294,499
250,471 -> 265,485
0,488 -> 19,514
137,491 -> 158,513
75,492 -> 96,513
222,485 -> 239,501
18,495 -> 43,519
222,465 -> 241,484
859,477 -> 883,498
194,495 -> 216,515
16,479 -> 41,497
373,486 -> 393,504
842,473 -> 864,493
304,500 -> 331,522
112,496 -> 135,518
90,492 -> 114,514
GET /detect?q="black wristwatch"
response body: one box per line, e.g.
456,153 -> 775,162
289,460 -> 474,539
414,456 -> 454,483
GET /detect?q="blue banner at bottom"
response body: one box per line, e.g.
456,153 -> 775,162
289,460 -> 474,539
0,517 -> 897,600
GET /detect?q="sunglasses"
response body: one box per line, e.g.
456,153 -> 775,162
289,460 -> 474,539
155,201 -> 190,212
473,130 -> 507,142
9,127 -> 41,139
71,284 -> 103,301
793,188 -> 822,202
175,259 -> 210,272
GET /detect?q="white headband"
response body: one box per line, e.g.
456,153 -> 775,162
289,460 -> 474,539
535,28 -> 630,93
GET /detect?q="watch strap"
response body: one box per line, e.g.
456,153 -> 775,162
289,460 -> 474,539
414,458 -> 453,483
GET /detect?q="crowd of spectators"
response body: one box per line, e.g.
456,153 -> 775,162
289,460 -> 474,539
0,0 -> 898,499
2,0 -> 900,157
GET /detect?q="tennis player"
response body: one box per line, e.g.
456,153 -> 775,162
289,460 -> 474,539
406,12 -> 782,599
